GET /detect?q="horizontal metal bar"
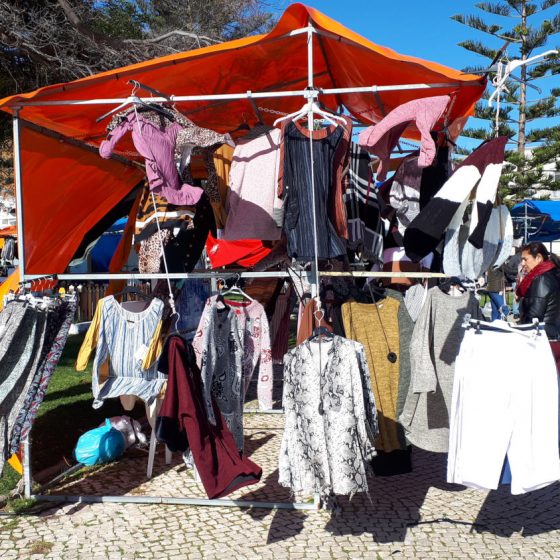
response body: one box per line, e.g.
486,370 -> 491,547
244,408 -> 285,414
14,82 -> 479,109
23,271 -> 449,281
322,82 -> 481,95
32,493 -> 320,510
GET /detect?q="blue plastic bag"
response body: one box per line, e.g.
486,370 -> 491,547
74,419 -> 125,466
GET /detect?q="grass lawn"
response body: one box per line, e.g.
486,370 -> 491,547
0,333 -> 128,496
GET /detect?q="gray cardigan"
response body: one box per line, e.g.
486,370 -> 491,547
399,287 -> 482,453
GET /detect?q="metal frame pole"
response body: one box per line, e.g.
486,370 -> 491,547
22,438 -> 32,499
12,109 -> 26,279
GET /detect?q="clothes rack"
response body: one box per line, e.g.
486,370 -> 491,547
11,20 -> 473,511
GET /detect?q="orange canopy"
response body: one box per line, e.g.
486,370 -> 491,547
0,3 -> 485,275
0,226 -> 17,238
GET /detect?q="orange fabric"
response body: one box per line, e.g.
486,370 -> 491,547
0,4 -> 485,274
0,268 -> 20,310
0,4 -> 484,140
0,226 -> 17,237
20,127 -> 143,274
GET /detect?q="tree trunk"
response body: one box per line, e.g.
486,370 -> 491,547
517,1 -> 527,155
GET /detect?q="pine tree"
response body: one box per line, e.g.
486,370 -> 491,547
452,1 -> 560,202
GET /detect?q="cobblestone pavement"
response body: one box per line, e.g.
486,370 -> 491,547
1,411 -> 560,559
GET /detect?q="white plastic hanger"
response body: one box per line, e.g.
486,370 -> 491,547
273,99 -> 346,128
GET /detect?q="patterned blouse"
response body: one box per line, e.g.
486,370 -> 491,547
193,304 -> 244,450
193,296 -> 274,411
279,336 -> 378,497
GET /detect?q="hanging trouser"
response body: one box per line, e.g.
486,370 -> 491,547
447,327 -> 560,495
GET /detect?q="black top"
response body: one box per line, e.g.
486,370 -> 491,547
282,121 -> 346,261
519,268 -> 560,339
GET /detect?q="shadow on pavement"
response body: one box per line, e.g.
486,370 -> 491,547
473,482 -> 560,537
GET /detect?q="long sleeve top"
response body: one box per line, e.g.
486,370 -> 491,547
399,287 -> 483,453
404,136 -> 508,262
342,298 -> 404,452
224,129 -> 283,241
193,296 -> 274,411
76,296 -> 166,409
358,95 -> 450,181
279,336 -> 377,496
99,111 -> 204,206
192,303 -> 244,450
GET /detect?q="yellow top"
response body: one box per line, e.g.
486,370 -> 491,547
342,297 -> 403,452
75,297 -> 163,372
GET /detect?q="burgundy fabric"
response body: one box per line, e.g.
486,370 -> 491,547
550,341 -> 560,372
156,336 -> 262,499
515,261 -> 556,298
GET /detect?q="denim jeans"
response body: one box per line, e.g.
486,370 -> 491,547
488,291 -> 507,321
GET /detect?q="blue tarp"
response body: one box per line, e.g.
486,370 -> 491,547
91,217 -> 127,272
511,200 -> 560,243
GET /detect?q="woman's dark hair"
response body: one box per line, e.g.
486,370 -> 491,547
522,242 -> 560,268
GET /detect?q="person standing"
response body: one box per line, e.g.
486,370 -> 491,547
516,242 -> 560,339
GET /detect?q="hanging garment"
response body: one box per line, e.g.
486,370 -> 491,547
419,144 -> 452,209
342,298 -> 405,452
192,304 -> 244,450
134,187 -> 195,244
1,238 -> 15,261
344,142 -> 384,264
403,283 -> 427,323
193,296 -> 273,411
212,144 -> 235,230
358,95 -> 450,181
382,246 -> 433,287
296,297 -> 333,345
224,128 -> 283,241
279,336 -> 378,496
156,336 -> 262,499
176,278 -> 211,339
205,234 -> 271,269
100,111 -> 204,206
389,154 -> 423,237
0,302 -> 47,476
162,192 -> 216,273
181,145 -> 222,204
403,137 -> 508,262
77,296 -> 166,409
399,287 -> 483,453
138,229 -> 173,274
269,285 -> 296,363
447,326 -> 560,495
280,121 -> 347,260
10,298 -> 77,454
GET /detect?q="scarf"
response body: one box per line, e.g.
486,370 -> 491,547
515,260 -> 556,298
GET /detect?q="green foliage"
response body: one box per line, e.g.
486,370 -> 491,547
453,0 -> 560,202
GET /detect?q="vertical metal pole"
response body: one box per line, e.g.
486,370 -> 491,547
22,438 -> 32,499
12,109 -> 26,280
306,24 -> 321,300
524,200 -> 528,244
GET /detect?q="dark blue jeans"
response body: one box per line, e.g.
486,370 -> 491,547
488,291 -> 507,321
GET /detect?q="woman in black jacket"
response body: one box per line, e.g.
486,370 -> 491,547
517,242 -> 560,339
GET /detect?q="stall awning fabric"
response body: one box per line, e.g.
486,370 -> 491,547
0,226 -> 17,238
511,200 -> 560,243
0,3 -> 485,274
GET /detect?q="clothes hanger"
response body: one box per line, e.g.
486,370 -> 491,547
273,98 -> 347,128
96,81 -> 175,124
219,274 -> 254,303
438,276 -> 467,295
112,280 -> 151,301
308,306 -> 334,341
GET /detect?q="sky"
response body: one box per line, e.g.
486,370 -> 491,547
273,1 -> 560,147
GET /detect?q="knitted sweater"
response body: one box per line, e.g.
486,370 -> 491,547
404,137 -> 508,262
342,298 -> 404,452
399,287 -> 482,453
224,128 -> 283,241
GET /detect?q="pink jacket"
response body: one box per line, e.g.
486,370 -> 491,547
99,112 -> 203,206
358,95 -> 450,181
